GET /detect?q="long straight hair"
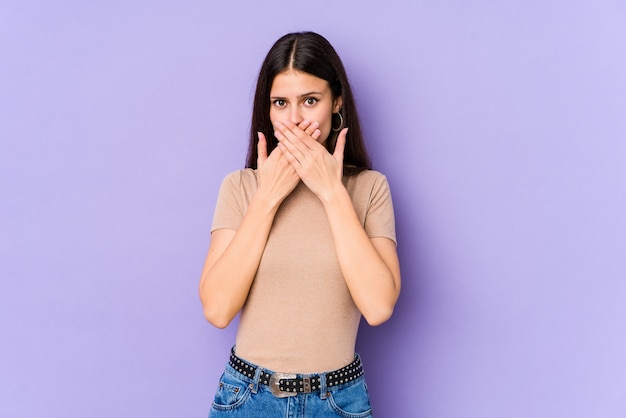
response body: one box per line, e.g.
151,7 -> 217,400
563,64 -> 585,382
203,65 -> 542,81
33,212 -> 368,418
245,32 -> 371,175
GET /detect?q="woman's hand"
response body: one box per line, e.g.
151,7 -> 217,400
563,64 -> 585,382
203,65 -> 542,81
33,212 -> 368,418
274,120 -> 348,202
256,131 -> 300,205
257,120 -> 323,204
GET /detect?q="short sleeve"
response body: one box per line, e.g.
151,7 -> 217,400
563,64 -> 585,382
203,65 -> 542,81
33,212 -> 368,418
211,170 -> 245,232
364,174 -> 397,245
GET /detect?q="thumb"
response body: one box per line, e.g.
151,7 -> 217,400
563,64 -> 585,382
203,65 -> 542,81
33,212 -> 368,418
333,128 -> 348,162
257,132 -> 268,167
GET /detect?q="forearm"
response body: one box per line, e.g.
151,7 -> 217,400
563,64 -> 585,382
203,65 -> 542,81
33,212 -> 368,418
320,184 -> 401,326
199,193 -> 279,328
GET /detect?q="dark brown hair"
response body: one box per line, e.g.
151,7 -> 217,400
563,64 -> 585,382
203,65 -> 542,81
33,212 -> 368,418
245,32 -> 371,175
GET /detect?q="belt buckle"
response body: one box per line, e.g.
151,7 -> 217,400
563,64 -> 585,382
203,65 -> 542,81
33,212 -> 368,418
269,373 -> 297,398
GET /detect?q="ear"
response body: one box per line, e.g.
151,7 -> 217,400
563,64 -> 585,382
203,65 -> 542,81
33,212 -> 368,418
333,96 -> 343,113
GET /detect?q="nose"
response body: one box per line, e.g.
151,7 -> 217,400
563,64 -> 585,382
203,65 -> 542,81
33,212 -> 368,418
289,106 -> 303,124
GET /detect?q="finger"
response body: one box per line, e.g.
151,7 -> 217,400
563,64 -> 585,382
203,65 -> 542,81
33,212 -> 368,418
280,120 -> 306,140
257,132 -> 268,165
333,128 -> 348,161
275,120 -> 295,139
293,120 -> 320,138
303,121 -> 319,136
277,142 -> 301,167
298,120 -> 312,131
274,122 -> 305,154
281,120 -> 316,149
276,130 -> 305,161
273,123 -> 291,147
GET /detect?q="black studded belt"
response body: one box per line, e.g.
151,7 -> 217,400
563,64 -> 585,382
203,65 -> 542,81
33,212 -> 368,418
229,348 -> 364,398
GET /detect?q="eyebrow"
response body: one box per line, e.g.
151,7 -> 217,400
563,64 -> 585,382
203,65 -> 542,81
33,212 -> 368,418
270,91 -> 325,100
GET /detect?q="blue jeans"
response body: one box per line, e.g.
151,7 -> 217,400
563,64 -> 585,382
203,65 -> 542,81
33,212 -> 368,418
208,356 -> 373,417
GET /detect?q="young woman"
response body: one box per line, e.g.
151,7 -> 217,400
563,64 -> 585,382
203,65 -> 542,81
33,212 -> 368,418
200,31 -> 401,417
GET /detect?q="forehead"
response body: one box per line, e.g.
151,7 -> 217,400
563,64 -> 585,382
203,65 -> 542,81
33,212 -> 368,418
270,70 -> 330,95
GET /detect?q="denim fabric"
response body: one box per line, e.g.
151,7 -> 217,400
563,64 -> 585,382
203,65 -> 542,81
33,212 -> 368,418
208,358 -> 373,417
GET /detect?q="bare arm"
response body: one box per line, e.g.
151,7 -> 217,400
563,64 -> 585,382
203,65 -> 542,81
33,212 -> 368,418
199,194 -> 279,328
199,125 -> 320,328
276,122 -> 401,325
320,185 -> 401,325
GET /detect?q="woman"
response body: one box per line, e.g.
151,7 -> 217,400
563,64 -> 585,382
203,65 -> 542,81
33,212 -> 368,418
200,31 -> 401,417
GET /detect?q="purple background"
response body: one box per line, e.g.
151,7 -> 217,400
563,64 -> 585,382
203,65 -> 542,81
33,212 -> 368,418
1,1 -> 625,417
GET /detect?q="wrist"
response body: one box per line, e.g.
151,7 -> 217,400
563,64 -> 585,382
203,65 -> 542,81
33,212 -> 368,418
251,188 -> 282,215
318,181 -> 348,207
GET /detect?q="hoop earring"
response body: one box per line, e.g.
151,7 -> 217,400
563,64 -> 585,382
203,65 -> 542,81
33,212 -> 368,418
331,112 -> 344,132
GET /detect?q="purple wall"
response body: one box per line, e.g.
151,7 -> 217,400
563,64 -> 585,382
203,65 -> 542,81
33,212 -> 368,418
1,1 -> 625,417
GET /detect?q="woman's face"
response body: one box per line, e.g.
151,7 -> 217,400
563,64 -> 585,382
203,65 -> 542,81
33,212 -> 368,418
269,70 -> 342,145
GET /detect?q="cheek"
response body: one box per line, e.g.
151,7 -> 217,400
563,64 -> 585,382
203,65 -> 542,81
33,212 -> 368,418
318,120 -> 332,135
269,109 -> 278,125
313,109 -> 332,128
316,118 -> 333,144
268,111 -> 283,134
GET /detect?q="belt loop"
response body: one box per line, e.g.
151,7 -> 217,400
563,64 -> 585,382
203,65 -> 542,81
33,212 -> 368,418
250,366 -> 262,394
319,373 -> 327,400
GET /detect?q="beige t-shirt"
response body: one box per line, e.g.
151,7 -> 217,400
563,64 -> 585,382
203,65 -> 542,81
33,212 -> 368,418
211,168 -> 396,373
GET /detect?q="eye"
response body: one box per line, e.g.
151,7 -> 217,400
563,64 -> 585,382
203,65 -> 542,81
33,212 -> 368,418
273,99 -> 286,107
304,97 -> 318,106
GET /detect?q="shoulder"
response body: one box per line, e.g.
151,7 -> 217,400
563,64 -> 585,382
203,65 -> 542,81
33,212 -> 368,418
344,169 -> 389,191
220,168 -> 259,190
214,169 -> 259,216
